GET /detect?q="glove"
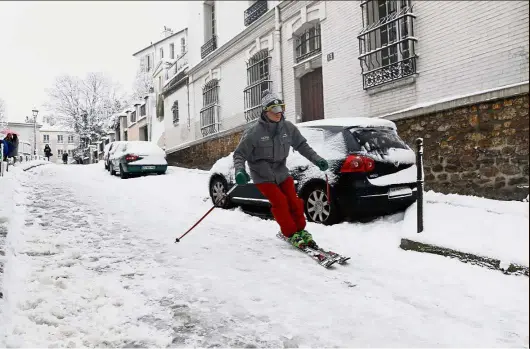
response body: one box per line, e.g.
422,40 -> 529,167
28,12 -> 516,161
235,169 -> 250,185
316,159 -> 329,171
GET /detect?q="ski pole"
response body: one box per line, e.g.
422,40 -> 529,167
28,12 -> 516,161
175,184 -> 239,243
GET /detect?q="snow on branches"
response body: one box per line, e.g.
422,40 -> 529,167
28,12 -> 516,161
45,73 -> 126,145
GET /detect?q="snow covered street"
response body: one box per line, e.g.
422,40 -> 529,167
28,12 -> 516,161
0,163 -> 528,347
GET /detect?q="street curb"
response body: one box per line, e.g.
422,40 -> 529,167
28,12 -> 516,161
399,238 -> 529,277
23,163 -> 50,172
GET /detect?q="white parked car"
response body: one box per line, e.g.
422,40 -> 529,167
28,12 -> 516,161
108,141 -> 167,179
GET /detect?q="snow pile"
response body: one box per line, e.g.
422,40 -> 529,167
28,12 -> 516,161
402,191 -> 529,266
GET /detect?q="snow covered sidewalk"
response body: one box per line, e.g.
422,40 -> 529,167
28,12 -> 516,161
401,191 -> 529,269
0,164 -> 528,347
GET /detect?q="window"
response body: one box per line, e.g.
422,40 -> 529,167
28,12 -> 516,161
68,135 -> 74,143
200,79 -> 220,136
140,104 -> 146,116
244,49 -> 272,122
160,47 -> 164,59
131,111 -> 136,123
358,0 -> 417,89
68,150 -> 73,156
294,23 -> 321,63
201,2 -> 217,59
57,135 -> 63,143
172,100 -> 179,125
43,135 -> 49,143
58,149 -> 63,156
170,43 -> 175,59
181,37 -> 186,55
146,54 -> 152,72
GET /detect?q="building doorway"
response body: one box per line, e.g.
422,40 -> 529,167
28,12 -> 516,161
300,67 -> 324,122
139,126 -> 148,141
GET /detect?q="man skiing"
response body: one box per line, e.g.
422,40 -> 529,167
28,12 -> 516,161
233,90 -> 328,249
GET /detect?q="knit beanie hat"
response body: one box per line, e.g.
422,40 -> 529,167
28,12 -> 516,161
261,89 -> 284,112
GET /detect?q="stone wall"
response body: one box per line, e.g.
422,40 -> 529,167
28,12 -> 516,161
395,93 -> 529,201
166,130 -> 244,170
167,93 -> 529,201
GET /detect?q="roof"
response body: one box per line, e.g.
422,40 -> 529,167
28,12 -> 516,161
297,117 -> 397,130
39,123 -> 75,133
132,27 -> 187,56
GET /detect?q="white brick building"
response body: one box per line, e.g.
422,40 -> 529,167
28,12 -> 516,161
320,0 -> 529,120
164,0 -> 281,152
161,0 -> 528,172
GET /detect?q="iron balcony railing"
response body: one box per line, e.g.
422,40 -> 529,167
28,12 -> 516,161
358,1 -> 418,89
201,36 -> 217,59
244,0 -> 268,27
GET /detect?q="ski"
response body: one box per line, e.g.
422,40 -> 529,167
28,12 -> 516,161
276,232 -> 337,268
313,246 -> 350,265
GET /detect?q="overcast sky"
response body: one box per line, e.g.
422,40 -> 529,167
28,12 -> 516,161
0,1 -> 188,122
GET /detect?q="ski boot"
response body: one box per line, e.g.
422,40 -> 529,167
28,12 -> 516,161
298,230 -> 318,249
288,232 -> 307,249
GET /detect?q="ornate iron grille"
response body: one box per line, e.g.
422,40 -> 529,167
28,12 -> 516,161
172,100 -> 179,125
295,23 -> 322,63
244,49 -> 272,122
244,0 -> 268,27
358,0 -> 417,89
200,79 -> 220,136
201,36 -> 217,59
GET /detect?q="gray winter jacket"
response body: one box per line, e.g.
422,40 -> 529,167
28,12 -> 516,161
233,115 -> 323,184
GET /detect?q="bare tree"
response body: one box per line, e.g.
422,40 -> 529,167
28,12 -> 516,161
46,73 -> 125,138
131,67 -> 153,102
45,73 -> 126,159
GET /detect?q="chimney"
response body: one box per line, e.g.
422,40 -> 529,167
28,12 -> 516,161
162,26 -> 173,38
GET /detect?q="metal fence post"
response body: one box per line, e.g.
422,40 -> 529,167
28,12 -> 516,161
415,138 -> 424,233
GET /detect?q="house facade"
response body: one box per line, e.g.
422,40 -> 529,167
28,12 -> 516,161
132,27 -> 188,148
158,0 -> 528,199
37,122 -> 80,163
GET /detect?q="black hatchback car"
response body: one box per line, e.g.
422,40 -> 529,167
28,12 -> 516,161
208,117 -> 418,225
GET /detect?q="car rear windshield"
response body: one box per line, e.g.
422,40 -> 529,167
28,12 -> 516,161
346,127 -> 409,154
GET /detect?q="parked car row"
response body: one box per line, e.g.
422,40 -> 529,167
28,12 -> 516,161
208,117 -> 418,225
103,141 -> 168,179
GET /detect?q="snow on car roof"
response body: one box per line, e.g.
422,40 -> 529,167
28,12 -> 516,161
123,141 -> 165,155
297,117 -> 396,130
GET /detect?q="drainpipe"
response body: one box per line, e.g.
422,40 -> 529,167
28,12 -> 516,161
186,78 -> 191,130
274,5 -> 283,100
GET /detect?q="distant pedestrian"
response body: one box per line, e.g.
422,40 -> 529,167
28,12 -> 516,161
44,144 -> 52,161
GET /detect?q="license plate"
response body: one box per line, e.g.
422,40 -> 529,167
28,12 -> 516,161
388,186 -> 412,198
142,166 -> 155,170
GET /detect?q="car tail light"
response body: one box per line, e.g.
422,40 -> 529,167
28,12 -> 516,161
125,154 -> 139,162
340,155 -> 375,173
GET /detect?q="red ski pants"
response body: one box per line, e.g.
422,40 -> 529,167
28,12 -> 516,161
255,176 -> 306,238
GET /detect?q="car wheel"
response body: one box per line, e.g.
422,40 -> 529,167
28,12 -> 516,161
110,163 -> 116,176
119,164 -> 128,179
209,176 -> 233,209
303,183 -> 341,225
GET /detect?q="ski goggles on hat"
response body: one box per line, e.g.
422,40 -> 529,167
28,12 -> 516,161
264,104 -> 285,114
